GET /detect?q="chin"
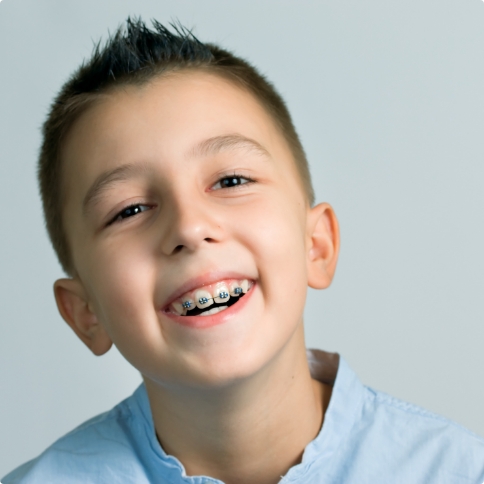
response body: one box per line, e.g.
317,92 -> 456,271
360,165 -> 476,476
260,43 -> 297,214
177,335 -> 286,391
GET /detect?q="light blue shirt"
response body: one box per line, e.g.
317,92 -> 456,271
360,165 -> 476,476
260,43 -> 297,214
3,350 -> 484,483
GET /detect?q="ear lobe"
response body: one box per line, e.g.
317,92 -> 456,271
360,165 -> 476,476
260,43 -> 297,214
306,203 -> 340,290
54,278 -> 113,356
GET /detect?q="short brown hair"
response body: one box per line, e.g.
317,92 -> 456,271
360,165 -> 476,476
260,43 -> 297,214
38,18 -> 315,275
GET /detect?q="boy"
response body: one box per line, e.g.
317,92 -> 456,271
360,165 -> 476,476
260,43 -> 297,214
3,17 -> 484,484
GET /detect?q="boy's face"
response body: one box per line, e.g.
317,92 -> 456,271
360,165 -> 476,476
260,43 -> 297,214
58,71 -> 338,388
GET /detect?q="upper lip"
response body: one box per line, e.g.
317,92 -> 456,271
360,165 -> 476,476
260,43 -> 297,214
161,271 -> 254,309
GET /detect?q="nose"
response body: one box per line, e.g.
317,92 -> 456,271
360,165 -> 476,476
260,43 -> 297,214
158,193 -> 223,255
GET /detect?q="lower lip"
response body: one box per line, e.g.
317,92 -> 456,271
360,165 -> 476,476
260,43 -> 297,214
162,283 -> 255,329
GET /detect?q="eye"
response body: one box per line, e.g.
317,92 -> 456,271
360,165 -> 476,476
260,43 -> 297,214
212,174 -> 253,190
108,204 -> 152,225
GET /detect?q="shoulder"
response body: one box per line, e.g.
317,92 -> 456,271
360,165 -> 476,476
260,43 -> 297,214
2,387 -> 152,484
315,355 -> 484,483
363,385 -> 484,446
343,385 -> 484,482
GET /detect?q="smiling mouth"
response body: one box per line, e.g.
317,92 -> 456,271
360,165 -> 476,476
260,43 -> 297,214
168,279 -> 253,317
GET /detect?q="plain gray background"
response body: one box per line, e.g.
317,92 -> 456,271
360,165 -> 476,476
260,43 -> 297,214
1,0 -> 483,477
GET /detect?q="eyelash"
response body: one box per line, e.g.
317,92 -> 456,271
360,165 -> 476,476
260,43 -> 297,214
106,174 -> 254,226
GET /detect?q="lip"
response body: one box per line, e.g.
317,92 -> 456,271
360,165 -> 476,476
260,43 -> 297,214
162,281 -> 255,329
161,271 -> 254,309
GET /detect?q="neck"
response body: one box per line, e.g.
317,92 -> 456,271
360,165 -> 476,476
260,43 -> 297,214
143,329 -> 332,484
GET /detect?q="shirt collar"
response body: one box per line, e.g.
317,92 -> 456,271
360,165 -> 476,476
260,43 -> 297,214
283,349 -> 365,481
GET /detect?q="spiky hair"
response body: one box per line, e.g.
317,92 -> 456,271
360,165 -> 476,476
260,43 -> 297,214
38,17 -> 314,275
70,19 -> 214,92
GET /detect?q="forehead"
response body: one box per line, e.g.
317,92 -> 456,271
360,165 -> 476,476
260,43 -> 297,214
60,71 -> 301,212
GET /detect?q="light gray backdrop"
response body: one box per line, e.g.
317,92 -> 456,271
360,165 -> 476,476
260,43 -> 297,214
1,0 -> 483,477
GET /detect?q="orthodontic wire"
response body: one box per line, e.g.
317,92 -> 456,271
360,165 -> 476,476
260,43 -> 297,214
182,287 -> 243,309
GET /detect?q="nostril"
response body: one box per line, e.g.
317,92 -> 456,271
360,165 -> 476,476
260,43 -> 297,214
173,245 -> 184,253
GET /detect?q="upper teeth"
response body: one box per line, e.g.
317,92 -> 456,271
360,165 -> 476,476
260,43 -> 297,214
214,286 -> 230,304
196,290 -> 212,309
169,279 -> 252,316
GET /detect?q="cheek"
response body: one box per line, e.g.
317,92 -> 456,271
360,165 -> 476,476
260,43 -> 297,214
82,240 -> 157,331
239,193 -> 308,309
85,250 -> 167,374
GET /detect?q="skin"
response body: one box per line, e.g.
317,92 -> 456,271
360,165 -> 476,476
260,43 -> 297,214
54,71 -> 340,484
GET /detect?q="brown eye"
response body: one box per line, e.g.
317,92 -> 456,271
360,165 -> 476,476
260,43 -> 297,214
109,204 -> 151,225
212,175 -> 252,190
222,177 -> 243,188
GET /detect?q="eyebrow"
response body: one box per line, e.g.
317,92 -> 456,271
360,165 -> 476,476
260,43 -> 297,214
188,134 -> 271,160
82,134 -> 270,215
82,162 -> 152,215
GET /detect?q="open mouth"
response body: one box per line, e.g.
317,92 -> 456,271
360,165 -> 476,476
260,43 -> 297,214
167,279 -> 253,317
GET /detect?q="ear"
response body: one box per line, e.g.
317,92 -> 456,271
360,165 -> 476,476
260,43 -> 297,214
306,202 -> 340,289
54,278 -> 113,356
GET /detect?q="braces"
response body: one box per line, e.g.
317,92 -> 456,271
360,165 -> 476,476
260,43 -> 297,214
182,287 -> 243,309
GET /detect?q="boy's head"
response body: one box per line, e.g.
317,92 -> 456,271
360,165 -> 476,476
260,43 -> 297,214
43,18 -> 339,388
39,18 -> 315,276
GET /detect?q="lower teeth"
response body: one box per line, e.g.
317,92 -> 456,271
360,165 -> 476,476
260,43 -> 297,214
200,306 -> 228,316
